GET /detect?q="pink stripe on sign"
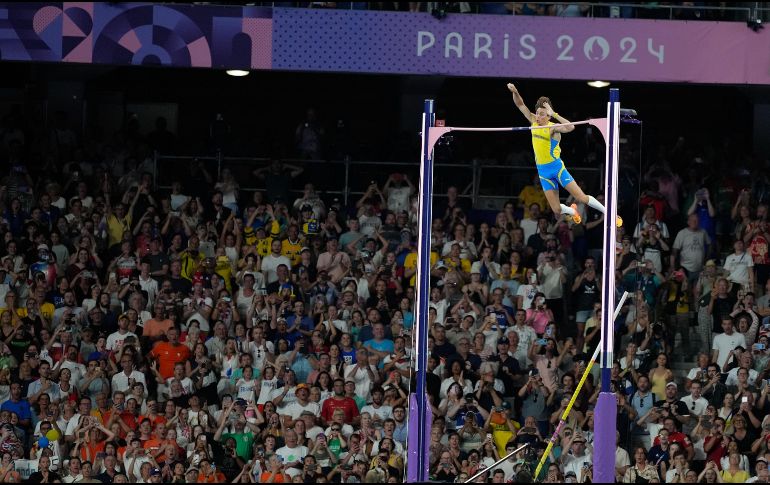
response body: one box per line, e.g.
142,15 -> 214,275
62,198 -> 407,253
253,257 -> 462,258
118,29 -> 142,54
187,36 -> 212,67
243,17 -> 272,70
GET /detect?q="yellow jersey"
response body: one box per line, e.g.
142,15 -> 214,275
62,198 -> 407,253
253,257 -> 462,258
531,122 -> 560,165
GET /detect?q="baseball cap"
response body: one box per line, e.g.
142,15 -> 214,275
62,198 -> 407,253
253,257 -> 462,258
37,244 -> 49,251
150,468 -> 161,476
301,204 -> 313,212
435,261 -> 448,270
300,247 -> 311,253
705,259 -> 717,267
296,383 -> 309,391
665,381 -> 678,390
497,337 -> 509,345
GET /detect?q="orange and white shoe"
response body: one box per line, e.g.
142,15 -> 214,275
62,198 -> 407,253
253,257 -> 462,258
616,215 -> 623,227
570,204 -> 582,224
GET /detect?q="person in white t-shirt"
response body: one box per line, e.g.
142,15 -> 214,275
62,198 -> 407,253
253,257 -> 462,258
383,173 -> 414,213
281,384 -> 320,424
712,317 -> 747,369
234,365 -> 258,402
261,240 -> 292,284
275,429 -> 308,472
724,239 -> 754,291
516,269 -> 542,312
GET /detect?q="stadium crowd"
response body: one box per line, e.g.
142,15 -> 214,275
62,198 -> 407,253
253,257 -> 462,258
0,103 -> 769,485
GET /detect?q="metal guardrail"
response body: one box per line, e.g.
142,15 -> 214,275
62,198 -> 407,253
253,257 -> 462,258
152,152 -> 601,210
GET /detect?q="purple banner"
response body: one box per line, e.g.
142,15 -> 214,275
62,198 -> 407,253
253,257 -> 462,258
0,2 -> 272,69
272,8 -> 770,85
3,4 -> 770,85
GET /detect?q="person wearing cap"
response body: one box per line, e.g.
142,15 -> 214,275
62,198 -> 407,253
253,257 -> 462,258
750,457 -> 770,483
283,383 -> 320,424
561,432 -> 593,480
654,381 -> 690,425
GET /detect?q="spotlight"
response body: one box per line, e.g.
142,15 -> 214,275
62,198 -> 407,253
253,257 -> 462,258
587,81 -> 610,88
748,18 -> 763,32
226,69 -> 250,77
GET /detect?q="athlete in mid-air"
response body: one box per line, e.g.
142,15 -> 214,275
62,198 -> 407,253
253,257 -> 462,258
507,83 -> 622,227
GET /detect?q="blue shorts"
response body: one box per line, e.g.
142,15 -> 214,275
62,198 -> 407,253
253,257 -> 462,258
536,159 -> 574,191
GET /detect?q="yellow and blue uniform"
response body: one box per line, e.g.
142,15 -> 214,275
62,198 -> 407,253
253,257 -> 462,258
531,122 -> 574,191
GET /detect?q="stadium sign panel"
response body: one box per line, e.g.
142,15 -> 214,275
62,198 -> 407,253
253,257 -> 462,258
1,3 -> 769,85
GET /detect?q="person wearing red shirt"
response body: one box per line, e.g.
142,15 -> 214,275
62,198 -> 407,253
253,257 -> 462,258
651,416 -> 694,461
320,378 -> 359,425
149,327 -> 190,380
703,417 -> 728,469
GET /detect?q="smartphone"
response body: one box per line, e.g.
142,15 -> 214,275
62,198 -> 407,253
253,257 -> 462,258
545,327 -> 552,337
486,433 -> 492,442
537,339 -> 548,346
582,462 -> 590,469
757,343 -> 766,351
529,368 -> 540,377
742,397 -> 749,403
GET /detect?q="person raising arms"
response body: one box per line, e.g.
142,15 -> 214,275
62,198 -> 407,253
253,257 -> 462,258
507,83 -> 622,227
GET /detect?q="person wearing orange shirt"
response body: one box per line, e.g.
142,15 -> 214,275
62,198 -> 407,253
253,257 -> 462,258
259,454 -> 290,483
149,327 -> 191,380
196,457 -> 226,483
139,399 -> 166,428
142,302 -> 175,342
73,420 -> 115,462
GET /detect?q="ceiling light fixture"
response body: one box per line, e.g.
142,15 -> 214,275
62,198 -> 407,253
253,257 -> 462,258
226,69 -> 250,77
587,80 -> 610,88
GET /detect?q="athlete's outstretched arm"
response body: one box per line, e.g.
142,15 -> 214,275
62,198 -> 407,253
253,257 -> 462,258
507,83 -> 534,123
545,103 -> 575,133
